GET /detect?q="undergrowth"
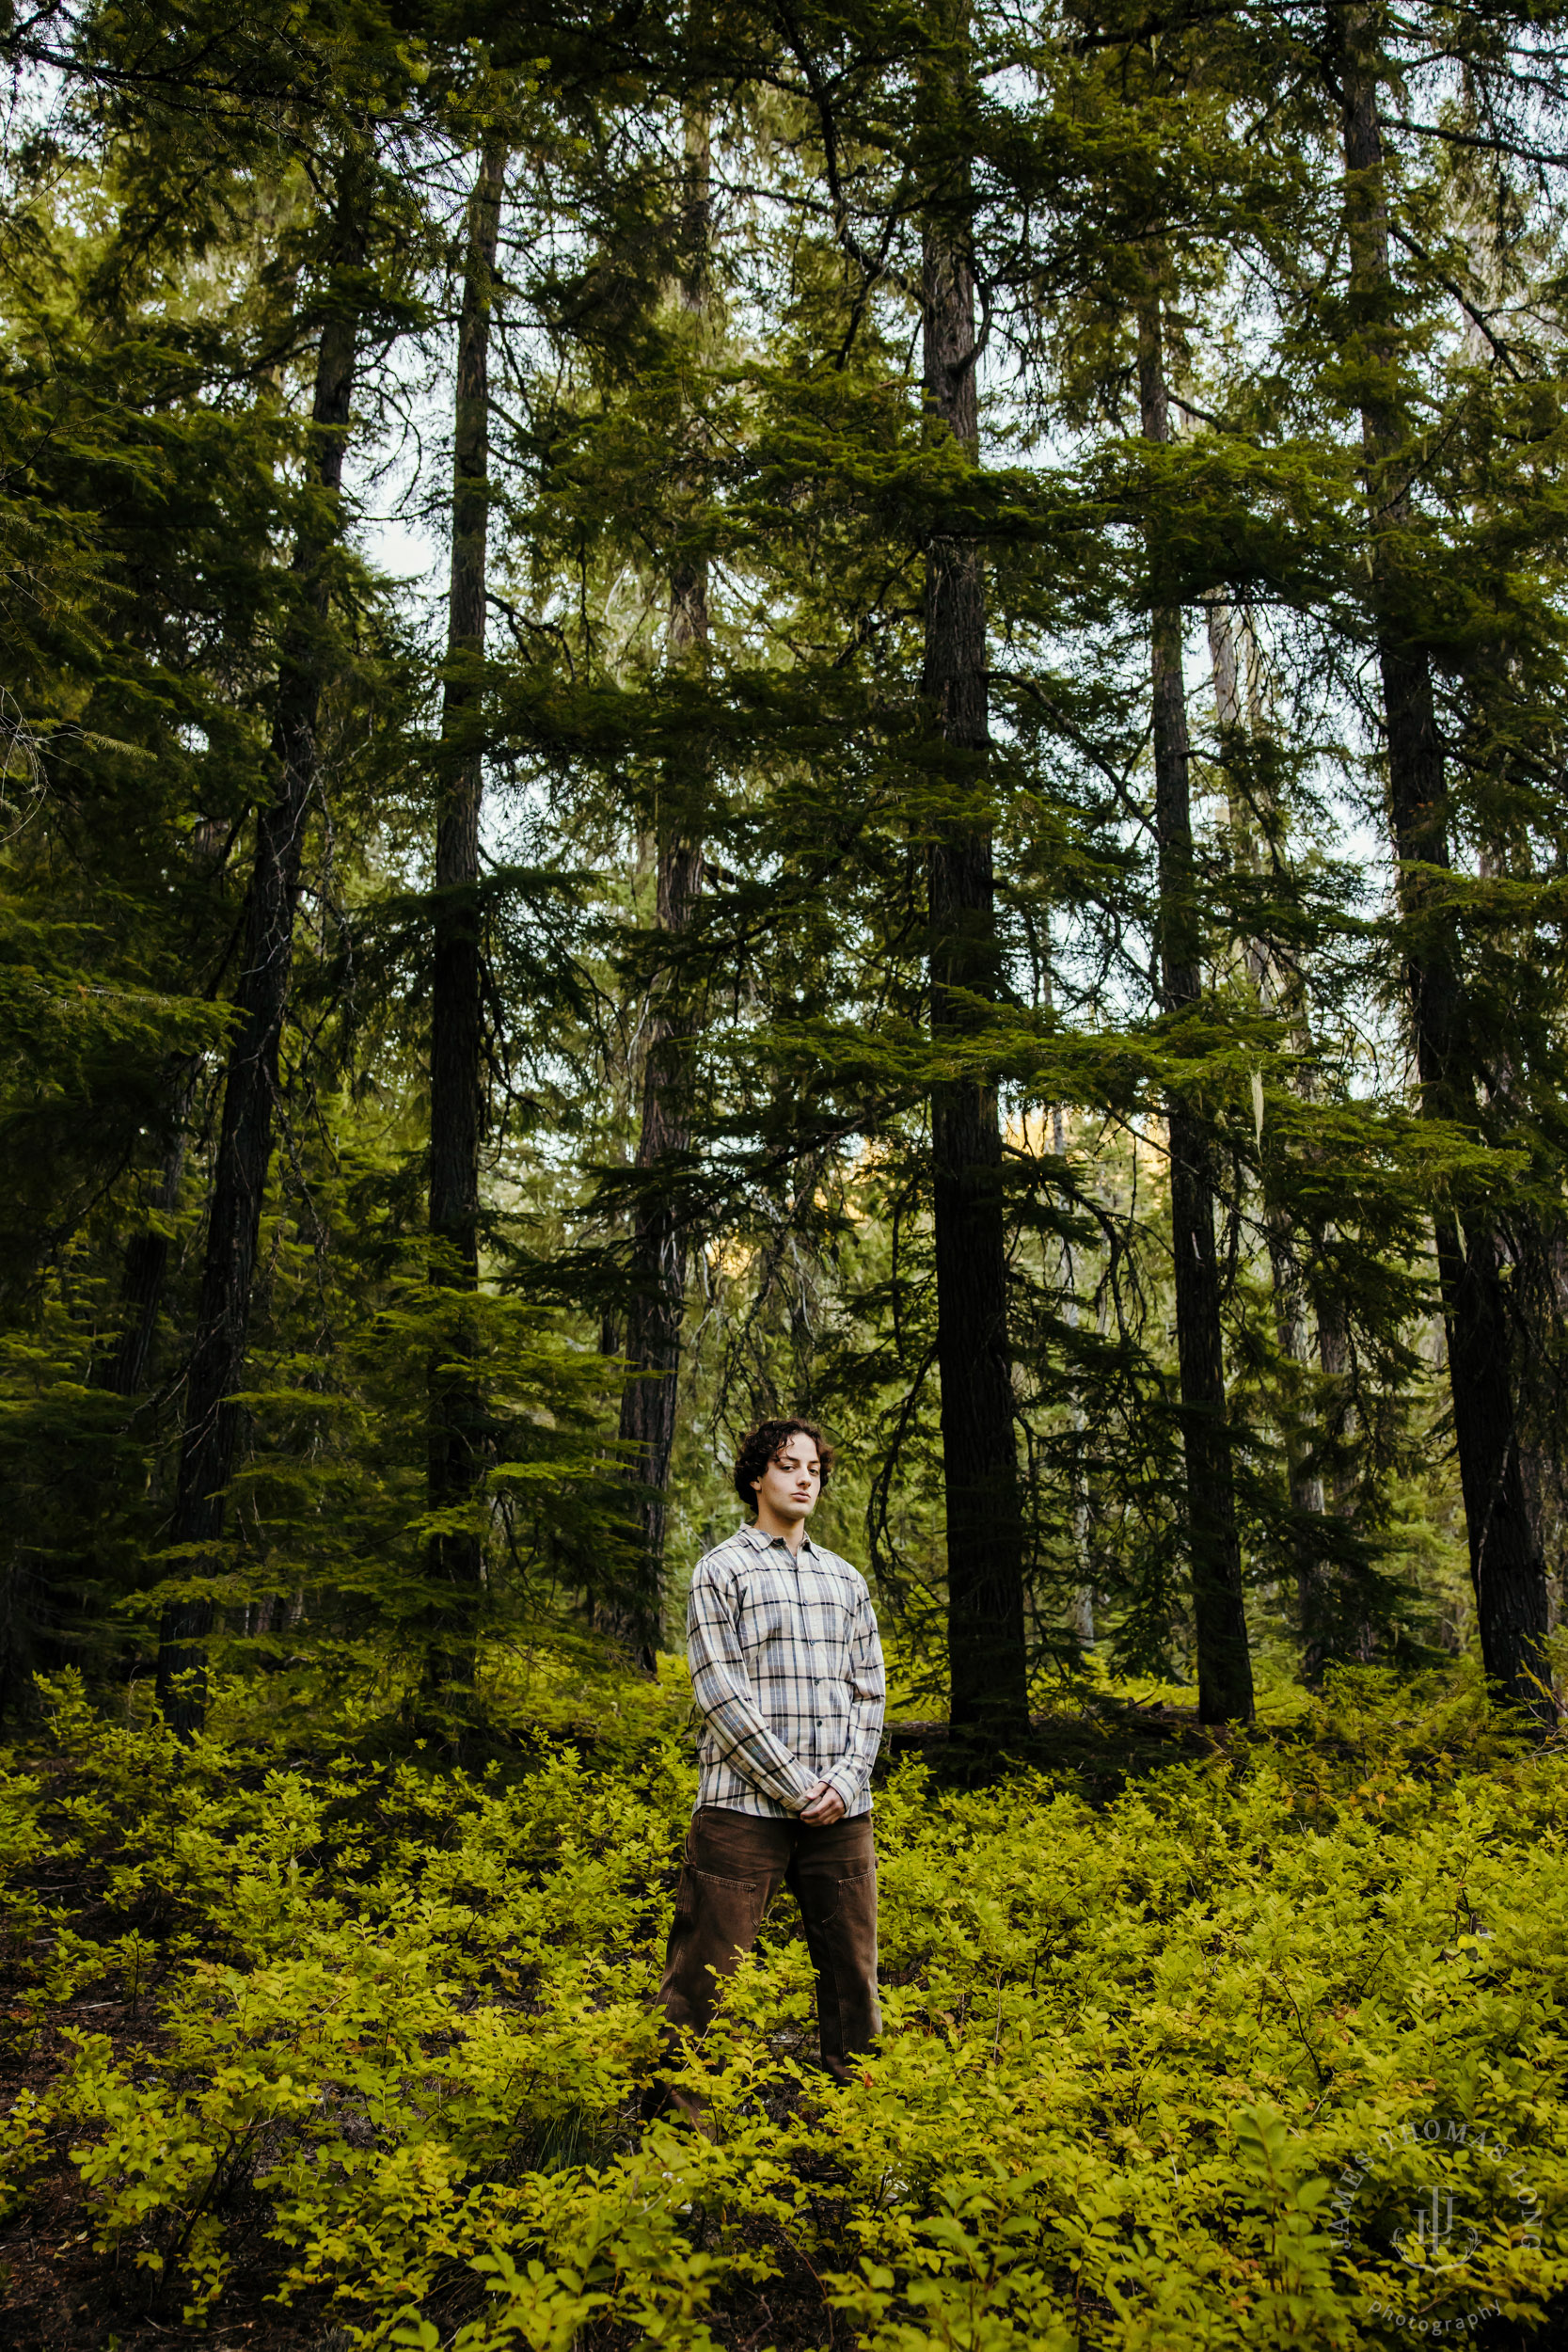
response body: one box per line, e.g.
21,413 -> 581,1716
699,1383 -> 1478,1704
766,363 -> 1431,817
0,1659 -> 1564,2349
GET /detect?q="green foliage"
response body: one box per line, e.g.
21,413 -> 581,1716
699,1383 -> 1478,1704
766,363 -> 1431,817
5,12 -> 1568,2338
0,1665 -> 1562,2345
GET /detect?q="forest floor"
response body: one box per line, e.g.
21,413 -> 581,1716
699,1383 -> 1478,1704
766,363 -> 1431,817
0,1661 -> 1564,2352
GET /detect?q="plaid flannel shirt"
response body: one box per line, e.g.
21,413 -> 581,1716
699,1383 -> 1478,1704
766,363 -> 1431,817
686,1522 -> 886,1819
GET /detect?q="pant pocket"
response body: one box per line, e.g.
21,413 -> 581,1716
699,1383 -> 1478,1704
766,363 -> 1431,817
657,1867 -> 767,2037
688,1867 -> 765,1951
811,1858 -> 876,1927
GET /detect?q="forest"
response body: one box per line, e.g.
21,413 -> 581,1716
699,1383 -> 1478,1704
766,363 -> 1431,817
5,0 -> 1568,2343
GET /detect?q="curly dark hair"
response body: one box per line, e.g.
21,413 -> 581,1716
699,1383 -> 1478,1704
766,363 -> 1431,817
733,1418 -> 835,1507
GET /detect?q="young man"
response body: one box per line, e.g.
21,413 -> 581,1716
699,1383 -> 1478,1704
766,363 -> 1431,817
645,1417 -> 886,2112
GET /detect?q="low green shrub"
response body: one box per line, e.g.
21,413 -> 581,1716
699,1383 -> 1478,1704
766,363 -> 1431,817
0,1663 -> 1562,2346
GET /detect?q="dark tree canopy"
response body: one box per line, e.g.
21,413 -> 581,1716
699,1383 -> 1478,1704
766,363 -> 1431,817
5,0 -> 1568,1740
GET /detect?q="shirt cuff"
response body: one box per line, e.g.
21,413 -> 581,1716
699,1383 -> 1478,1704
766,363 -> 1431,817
748,1748 -> 814,1812
822,1759 -> 866,1811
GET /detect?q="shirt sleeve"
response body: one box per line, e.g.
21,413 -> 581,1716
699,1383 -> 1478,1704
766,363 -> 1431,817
822,1581 -> 886,1813
687,1561 -> 816,1811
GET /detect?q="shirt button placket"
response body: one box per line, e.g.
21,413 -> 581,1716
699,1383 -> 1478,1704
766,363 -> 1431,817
806,1551 -> 823,1727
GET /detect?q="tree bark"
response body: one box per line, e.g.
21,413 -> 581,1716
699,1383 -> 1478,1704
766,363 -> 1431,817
1475,840 -> 1564,1621
921,109 -> 1030,1744
1138,292 -> 1254,1726
425,134 -> 507,1695
609,108 -> 709,1672
1338,7 -> 1550,1720
155,171 -> 366,1736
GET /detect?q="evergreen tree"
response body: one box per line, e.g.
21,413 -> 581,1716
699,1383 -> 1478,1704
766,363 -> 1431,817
157,147 -> 377,1733
1136,278 -> 1254,1724
6,0 -> 1568,1742
917,0 -> 1031,1743
425,125 -> 509,1697
1333,0 -> 1553,1720
611,97 -> 712,1674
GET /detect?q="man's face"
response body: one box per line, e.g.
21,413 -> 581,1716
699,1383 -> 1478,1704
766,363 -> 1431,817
753,1435 -> 821,1523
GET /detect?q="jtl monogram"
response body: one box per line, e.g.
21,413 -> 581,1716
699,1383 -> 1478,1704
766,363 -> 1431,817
1406,2186 -> 1478,2270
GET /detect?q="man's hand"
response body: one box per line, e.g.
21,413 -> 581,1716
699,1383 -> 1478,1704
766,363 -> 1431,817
800,1780 -> 846,1826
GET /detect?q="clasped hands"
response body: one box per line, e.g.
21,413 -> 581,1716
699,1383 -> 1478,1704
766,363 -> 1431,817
799,1778 -> 846,1826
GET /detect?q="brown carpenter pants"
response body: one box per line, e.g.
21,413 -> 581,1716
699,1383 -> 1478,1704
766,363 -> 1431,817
643,1805 -> 879,2118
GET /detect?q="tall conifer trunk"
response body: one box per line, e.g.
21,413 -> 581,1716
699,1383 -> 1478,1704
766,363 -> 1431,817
1206,600 -> 1350,1673
426,135 -> 507,1695
1338,8 -> 1550,1719
156,172 -> 367,1734
920,21 -> 1030,1745
1208,604 -> 1376,1670
610,109 -> 708,1671
1137,292 -> 1254,1725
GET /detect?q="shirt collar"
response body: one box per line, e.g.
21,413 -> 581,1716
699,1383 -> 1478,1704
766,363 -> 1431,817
738,1520 -> 816,1559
